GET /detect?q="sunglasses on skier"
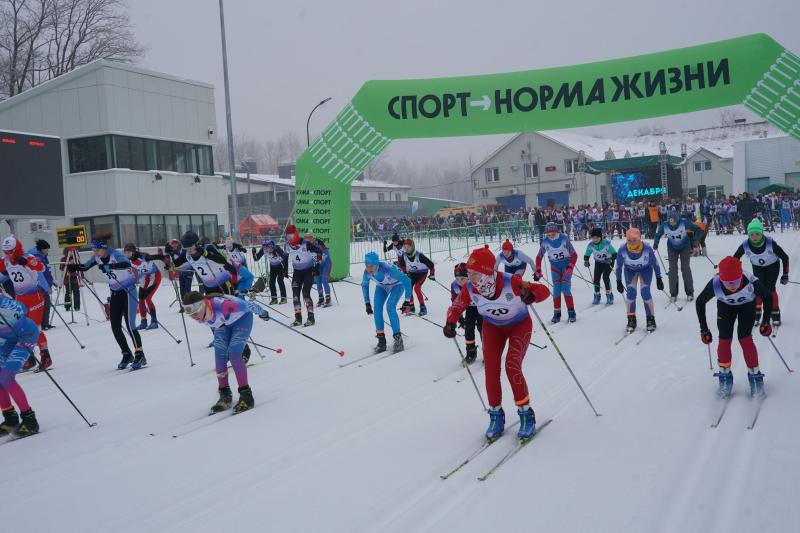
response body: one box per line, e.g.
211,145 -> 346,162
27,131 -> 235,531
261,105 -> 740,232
182,300 -> 207,318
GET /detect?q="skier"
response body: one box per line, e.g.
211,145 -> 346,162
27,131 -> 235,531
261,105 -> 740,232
779,195 -> 792,233
733,219 -> 790,326
123,244 -> 163,330
254,239 -> 288,304
164,239 -> 194,299
398,239 -> 435,316
616,228 -> 663,333
695,256 -> 773,397
382,233 -> 405,265
314,239 -> 333,308
451,262 -> 483,364
27,240 -> 54,330
171,231 -> 238,296
583,227 -> 617,305
224,237 -> 248,269
284,225 -> 323,327
182,291 -> 269,414
534,222 -> 578,323
495,239 -> 536,277
59,246 -> 82,313
67,233 -> 146,370
362,252 -> 412,353
443,245 -> 550,442
0,294 -> 41,437
653,210 -> 704,302
0,236 -> 52,371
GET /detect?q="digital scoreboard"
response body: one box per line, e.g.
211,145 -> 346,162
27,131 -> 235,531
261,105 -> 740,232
56,225 -> 88,247
0,130 -> 64,217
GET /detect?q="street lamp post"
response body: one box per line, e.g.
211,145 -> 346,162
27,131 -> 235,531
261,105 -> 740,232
306,97 -> 332,147
218,0 -> 239,237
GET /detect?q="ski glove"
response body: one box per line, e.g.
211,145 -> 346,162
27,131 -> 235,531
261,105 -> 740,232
656,277 -> 664,291
428,274 -> 436,281
520,287 -> 537,305
780,274 -> 789,285
616,278 -> 625,294
443,322 -> 457,338
259,311 -> 270,322
365,302 -> 373,315
101,264 -> 112,274
564,266 -> 574,277
759,322 -> 772,337
700,329 -> 713,345
15,256 -> 28,266
533,269 -> 543,281
583,260 -> 590,268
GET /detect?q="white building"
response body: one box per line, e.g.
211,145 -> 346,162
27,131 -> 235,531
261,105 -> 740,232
0,59 -> 223,248
733,135 -> 800,194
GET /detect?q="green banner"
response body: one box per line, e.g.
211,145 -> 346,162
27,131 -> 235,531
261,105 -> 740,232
294,33 -> 800,277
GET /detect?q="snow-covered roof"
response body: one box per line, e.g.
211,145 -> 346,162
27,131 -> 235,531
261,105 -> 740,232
216,172 -> 409,190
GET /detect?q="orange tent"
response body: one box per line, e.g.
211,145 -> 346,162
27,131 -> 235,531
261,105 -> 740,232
239,214 -> 280,239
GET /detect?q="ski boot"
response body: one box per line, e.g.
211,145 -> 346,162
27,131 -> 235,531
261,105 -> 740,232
485,407 -> 505,442
279,297 -> 288,304
771,309 -> 781,327
0,408 -> 19,437
324,295 -> 332,308
517,406 -> 537,442
131,351 -> 147,370
317,296 -> 325,307
207,340 -> 215,348
21,354 -> 36,372
269,297 -> 279,305
233,386 -> 255,414
117,351 -> 134,370
606,292 -> 614,305
374,332 -> 387,354
135,318 -> 149,330
669,295 -> 678,304
626,315 -> 637,332
146,313 -> 159,330
392,333 -> 404,353
714,368 -> 733,397
646,315 -> 656,332
304,313 -> 315,327
551,310 -> 562,324
406,302 -> 416,314
464,343 -> 478,365
38,350 -> 52,371
210,386 -> 233,414
418,304 -> 427,317
14,410 -> 39,438
592,292 -> 601,305
242,345 -> 251,364
686,293 -> 694,302
754,306 -> 762,326
748,370 -> 765,398
567,309 -> 576,323
291,313 -> 303,327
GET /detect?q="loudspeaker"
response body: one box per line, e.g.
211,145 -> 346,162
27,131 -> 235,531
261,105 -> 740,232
697,184 -> 708,199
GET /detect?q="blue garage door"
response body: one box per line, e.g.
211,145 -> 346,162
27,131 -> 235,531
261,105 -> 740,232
496,194 -> 526,210
746,177 -> 769,195
537,191 -> 569,208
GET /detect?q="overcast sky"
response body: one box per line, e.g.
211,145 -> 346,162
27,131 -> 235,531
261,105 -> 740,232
128,0 -> 800,167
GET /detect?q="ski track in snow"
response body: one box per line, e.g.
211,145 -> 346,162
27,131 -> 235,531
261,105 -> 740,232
3,233 -> 800,533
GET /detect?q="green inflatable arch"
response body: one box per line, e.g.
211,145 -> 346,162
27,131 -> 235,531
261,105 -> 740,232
294,33 -> 800,278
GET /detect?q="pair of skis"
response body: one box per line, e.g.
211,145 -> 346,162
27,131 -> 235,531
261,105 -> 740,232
613,327 -> 654,346
440,419 -> 553,482
710,393 -> 764,429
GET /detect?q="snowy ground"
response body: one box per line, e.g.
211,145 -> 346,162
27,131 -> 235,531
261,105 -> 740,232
3,232 -> 800,533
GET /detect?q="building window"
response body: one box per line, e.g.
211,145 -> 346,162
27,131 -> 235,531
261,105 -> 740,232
378,192 -> 385,201
485,167 -> 499,183
137,215 -> 153,246
276,191 -> 290,202
480,189 -> 489,198
157,140 -> 174,172
564,159 -> 579,174
68,136 -> 113,173
359,192 -> 367,201
394,193 -> 401,201
71,134 -> 214,175
694,160 -> 712,172
119,215 -> 137,245
524,162 -> 539,178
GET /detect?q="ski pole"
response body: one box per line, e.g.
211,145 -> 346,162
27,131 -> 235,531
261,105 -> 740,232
0,312 -> 97,428
169,297 -> 179,308
156,320 -> 182,345
702,253 -> 718,269
584,266 -> 601,291
47,296 -> 85,349
528,303 -> 601,416
248,336 -> 265,360
248,340 -> 283,354
248,294 -> 291,319
787,280 -> 800,286
330,281 -> 340,305
168,275 -> 195,367
766,336 -> 794,373
82,280 -> 110,320
707,344 -> 713,370
269,317 -> 345,357
656,249 -> 669,278
452,338 -> 487,412
417,313 -> 546,350
431,278 -> 452,295
571,268 -> 595,290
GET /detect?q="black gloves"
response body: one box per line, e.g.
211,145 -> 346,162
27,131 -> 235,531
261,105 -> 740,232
656,277 -> 664,291
616,278 -> 625,294
365,302 -> 373,315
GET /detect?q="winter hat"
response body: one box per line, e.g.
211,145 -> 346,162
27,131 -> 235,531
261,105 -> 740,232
169,239 -> 180,248
502,239 -> 513,252
123,243 -> 137,253
225,236 -> 234,250
545,222 -> 559,233
747,219 -> 764,236
625,227 -> 641,242
35,239 -> 50,251
467,244 -> 496,276
285,224 -> 297,235
718,256 -> 743,283
180,231 -> 199,248
364,252 -> 380,266
391,233 -> 400,243
2,235 -> 17,252
590,228 -> 602,239
454,262 -> 468,277
404,238 -> 415,252
668,210 -> 679,225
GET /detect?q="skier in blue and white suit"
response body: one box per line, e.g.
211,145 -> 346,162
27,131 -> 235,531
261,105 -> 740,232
495,240 -> 536,277
362,252 -> 412,354
616,227 -> 663,333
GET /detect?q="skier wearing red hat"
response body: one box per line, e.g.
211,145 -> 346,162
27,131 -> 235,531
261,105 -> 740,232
398,238 -> 435,316
695,256 -> 773,397
495,240 -> 536,277
450,262 -> 483,364
444,245 -> 550,442
284,225 -> 323,326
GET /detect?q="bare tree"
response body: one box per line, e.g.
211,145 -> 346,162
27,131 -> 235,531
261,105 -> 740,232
0,0 -> 143,100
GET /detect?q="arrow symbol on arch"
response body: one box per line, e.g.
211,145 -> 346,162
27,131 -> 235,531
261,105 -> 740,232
470,95 -> 491,111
